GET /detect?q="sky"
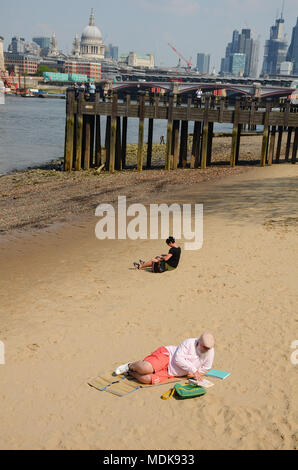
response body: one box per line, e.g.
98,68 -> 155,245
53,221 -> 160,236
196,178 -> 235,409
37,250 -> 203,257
1,0 -> 297,72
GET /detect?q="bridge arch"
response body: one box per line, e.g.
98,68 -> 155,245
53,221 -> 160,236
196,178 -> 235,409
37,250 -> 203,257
112,82 -> 172,93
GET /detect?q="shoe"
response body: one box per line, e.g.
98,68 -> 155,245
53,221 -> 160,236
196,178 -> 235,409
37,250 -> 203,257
133,262 -> 140,270
139,260 -> 145,265
114,362 -> 131,375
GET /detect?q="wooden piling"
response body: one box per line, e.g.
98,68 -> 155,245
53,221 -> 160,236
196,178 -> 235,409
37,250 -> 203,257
165,94 -> 174,170
122,116 -> 128,169
201,96 -> 210,169
249,100 -> 256,130
83,115 -> 91,170
285,127 -> 293,162
292,127 -> 298,164
115,116 -> 122,170
275,126 -> 283,163
75,93 -> 83,171
268,126 -> 276,166
90,115 -> 95,167
95,93 -> 102,167
230,98 -> 240,168
191,121 -> 200,169
137,93 -> 145,171
207,122 -> 214,166
109,94 -> 118,173
94,115 -> 101,168
105,116 -> 111,171
146,118 -> 153,169
179,121 -> 188,168
260,100 -> 271,167
173,120 -> 180,170
64,89 -> 75,171
235,123 -> 242,165
194,122 -> 202,168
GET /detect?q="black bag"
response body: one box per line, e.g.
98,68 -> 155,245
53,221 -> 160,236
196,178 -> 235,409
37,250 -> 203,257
153,259 -> 166,273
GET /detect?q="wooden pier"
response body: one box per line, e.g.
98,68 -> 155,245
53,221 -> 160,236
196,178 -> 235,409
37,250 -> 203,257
64,89 -> 298,172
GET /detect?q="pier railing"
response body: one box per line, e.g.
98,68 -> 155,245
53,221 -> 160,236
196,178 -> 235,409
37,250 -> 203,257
64,89 -> 298,172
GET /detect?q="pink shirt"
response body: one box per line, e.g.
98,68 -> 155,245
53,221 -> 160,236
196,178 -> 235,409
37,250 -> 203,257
166,338 -> 214,377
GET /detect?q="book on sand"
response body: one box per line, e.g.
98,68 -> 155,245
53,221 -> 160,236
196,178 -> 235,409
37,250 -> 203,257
189,378 -> 214,388
205,369 -> 230,380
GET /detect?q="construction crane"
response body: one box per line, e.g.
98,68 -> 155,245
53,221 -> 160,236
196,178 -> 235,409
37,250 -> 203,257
168,43 -> 193,71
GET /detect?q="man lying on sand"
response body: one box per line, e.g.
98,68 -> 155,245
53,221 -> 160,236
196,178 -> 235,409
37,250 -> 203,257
133,237 -> 181,273
114,333 -> 214,385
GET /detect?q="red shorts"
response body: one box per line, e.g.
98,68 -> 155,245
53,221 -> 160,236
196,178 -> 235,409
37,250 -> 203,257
144,346 -> 173,385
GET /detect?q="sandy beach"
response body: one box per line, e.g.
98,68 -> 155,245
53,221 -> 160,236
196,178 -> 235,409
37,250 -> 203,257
0,163 -> 297,450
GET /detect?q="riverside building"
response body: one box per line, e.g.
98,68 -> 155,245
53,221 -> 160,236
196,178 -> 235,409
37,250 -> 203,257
4,53 -> 39,75
65,60 -> 101,81
119,52 -> 155,68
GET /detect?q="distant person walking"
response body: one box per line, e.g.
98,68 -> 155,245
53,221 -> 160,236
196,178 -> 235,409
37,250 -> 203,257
89,82 -> 96,101
99,86 -> 106,102
196,88 -> 202,107
160,135 -> 165,144
74,82 -> 79,99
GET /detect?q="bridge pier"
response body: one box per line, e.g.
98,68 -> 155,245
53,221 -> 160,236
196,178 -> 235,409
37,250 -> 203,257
64,88 -> 298,173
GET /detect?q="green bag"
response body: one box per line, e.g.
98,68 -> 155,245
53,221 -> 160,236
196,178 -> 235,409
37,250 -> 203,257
174,383 -> 206,399
161,383 -> 206,400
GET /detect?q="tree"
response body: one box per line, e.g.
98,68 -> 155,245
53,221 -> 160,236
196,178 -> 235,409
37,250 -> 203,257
35,65 -> 58,76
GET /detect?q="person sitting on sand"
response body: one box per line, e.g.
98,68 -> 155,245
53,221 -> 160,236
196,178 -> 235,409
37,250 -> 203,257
133,237 -> 181,272
114,333 -> 215,385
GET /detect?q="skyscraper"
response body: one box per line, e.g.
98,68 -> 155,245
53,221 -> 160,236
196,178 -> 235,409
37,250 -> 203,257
196,53 -> 210,74
105,44 -> 119,61
220,28 -> 259,77
0,36 -> 5,72
287,17 -> 298,75
8,36 -> 26,54
261,16 -> 288,76
230,53 -> 246,76
32,37 -> 50,49
8,36 -> 40,56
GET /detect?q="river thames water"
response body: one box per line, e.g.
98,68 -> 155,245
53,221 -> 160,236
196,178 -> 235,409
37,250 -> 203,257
0,95 -> 234,174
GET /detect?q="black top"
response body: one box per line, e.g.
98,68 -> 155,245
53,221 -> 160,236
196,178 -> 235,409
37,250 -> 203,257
167,246 -> 181,268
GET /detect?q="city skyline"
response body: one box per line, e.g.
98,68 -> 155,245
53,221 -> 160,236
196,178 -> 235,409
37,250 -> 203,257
1,0 -> 297,72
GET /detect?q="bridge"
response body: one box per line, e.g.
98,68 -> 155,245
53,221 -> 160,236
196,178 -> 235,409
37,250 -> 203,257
111,81 -> 296,100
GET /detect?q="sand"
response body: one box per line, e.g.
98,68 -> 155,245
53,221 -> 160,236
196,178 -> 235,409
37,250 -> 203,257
0,164 -> 297,450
